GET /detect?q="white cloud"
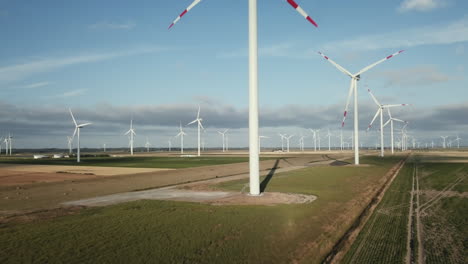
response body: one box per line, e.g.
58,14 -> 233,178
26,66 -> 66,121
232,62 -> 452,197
0,46 -> 167,84
45,89 -> 88,99
20,81 -> 50,89
89,21 -> 136,30
398,0 -> 447,12
321,16 -> 468,52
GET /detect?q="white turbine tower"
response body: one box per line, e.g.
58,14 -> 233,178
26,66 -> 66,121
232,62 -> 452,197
367,88 -> 408,157
125,120 -> 136,155
69,109 -> 92,163
145,137 -> 151,152
299,135 -> 306,151
67,136 -> 73,154
285,135 -> 294,152
0,136 -> 3,155
168,138 -> 172,152
175,122 -> 187,154
441,136 -> 448,148
318,50 -> 405,164
317,129 -> 321,151
383,109 -> 407,154
187,106 -> 204,157
455,134 -> 461,149
309,129 -> 318,151
326,129 -> 332,151
169,0 -> 318,196
218,129 -> 229,152
279,133 -> 286,152
3,137 -> 8,155
103,143 -> 106,152
8,134 -> 12,156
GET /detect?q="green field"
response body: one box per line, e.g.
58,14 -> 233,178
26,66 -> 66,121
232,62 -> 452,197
342,159 -> 413,263
342,156 -> 467,264
0,156 -> 271,169
417,161 -> 467,264
0,156 -> 401,264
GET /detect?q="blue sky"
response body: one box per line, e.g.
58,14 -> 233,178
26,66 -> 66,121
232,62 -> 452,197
0,0 -> 467,149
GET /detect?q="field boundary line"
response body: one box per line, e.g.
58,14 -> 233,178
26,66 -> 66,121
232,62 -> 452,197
320,155 -> 409,264
406,163 -> 416,264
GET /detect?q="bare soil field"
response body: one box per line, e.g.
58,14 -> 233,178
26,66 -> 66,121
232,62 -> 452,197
0,155 -> 340,213
0,164 -> 172,186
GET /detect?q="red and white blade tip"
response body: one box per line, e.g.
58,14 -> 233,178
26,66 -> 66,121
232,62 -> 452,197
318,51 -> 329,60
386,50 -> 405,59
286,0 -> 318,27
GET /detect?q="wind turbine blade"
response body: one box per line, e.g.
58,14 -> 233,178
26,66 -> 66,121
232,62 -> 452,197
342,79 -> 354,127
199,120 -> 204,130
187,119 -> 197,125
383,119 -> 391,127
224,129 -> 229,133
386,108 -> 393,119
367,88 -> 381,106
318,52 -> 353,77
197,105 -> 200,119
285,0 -> 318,27
393,118 -> 406,123
69,108 -> 77,126
168,0 -> 202,29
367,109 -> 381,131
78,123 -> 92,128
124,130 -> 131,135
356,50 -> 405,76
384,104 -> 409,108
72,127 -> 77,139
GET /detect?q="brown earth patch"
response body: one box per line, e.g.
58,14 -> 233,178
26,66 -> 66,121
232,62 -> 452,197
210,192 -> 316,206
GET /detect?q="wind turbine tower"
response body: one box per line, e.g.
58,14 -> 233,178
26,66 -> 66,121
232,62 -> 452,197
218,129 -> 229,152
69,109 -> 92,163
125,120 -> 136,155
187,106 -> 204,157
168,0 -> 318,195
175,122 -> 186,154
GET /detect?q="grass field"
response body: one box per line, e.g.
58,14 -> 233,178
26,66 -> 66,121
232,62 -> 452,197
341,158 -> 413,263
417,161 -> 467,264
0,156 -> 271,169
342,155 -> 467,264
0,156 -> 401,264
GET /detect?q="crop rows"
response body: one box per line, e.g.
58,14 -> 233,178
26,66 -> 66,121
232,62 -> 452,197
341,162 -> 413,263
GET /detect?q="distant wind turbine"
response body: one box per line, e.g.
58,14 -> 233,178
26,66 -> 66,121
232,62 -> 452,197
218,129 -> 229,152
318,50 -> 405,164
187,105 -> 204,157
175,122 -> 187,154
367,88 -> 409,157
145,137 -> 151,152
441,136 -> 448,148
285,134 -> 294,152
124,120 -> 136,155
279,133 -> 286,152
69,108 -> 92,163
67,136 -> 73,154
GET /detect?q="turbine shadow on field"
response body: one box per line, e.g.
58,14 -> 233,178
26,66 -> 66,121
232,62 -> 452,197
260,159 -> 280,193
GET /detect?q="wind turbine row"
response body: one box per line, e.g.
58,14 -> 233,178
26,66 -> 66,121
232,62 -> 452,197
318,50 -> 405,164
366,88 -> 408,157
